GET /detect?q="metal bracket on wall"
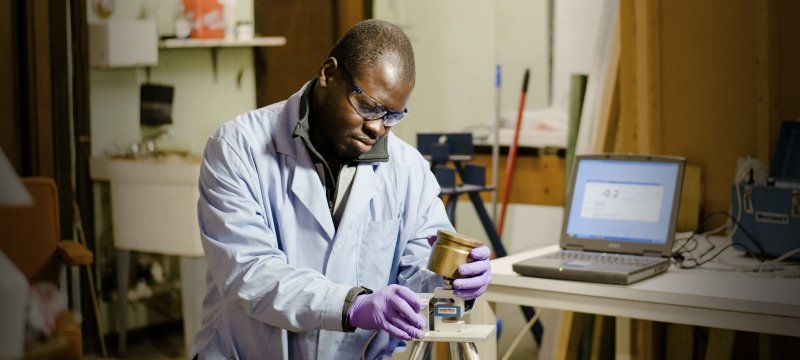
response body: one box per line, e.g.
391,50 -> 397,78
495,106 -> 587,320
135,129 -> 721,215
210,48 -> 219,83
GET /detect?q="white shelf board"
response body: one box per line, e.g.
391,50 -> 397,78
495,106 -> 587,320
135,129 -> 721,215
159,36 -> 286,49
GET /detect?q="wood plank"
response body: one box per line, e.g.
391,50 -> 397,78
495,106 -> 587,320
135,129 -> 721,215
554,311 -> 583,360
615,317 -> 632,360
676,164 -> 702,232
618,0 -> 663,155
665,323 -> 693,360
633,320 -> 663,360
333,0 -> 366,38
589,315 -> 610,360
254,0 -> 336,106
634,0 -> 662,154
755,0 -> 777,165
591,16 -> 621,154
705,328 -> 735,360
473,153 -> 565,206
27,0 -> 54,176
758,333 -> 771,360
776,0 -> 800,149
659,0 -> 759,226
618,0 -> 638,154
0,0 -> 19,167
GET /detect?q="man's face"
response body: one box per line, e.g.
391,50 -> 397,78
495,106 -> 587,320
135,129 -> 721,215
315,58 -> 414,160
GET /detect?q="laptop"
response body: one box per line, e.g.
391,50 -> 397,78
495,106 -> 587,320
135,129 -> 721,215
513,153 -> 685,284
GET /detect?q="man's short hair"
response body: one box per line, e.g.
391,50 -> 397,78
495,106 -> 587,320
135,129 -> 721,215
329,19 -> 415,83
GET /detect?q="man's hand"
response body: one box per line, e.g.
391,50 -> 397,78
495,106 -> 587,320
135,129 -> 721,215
453,246 -> 491,300
348,284 -> 426,340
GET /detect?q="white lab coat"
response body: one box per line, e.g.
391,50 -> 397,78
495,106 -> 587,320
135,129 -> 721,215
193,83 -> 452,359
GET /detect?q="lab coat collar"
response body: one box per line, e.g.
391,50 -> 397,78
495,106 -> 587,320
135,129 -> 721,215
275,82 -> 336,239
274,82 -> 308,159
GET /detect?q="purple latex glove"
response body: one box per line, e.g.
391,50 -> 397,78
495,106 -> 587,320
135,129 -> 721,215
452,246 -> 492,300
348,284 -> 426,341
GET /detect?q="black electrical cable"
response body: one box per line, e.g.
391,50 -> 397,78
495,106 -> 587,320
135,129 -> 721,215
670,210 -> 766,269
670,211 -> 725,259
722,211 -> 766,261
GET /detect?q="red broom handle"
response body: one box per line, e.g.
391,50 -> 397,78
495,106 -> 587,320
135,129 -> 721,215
497,69 -> 530,237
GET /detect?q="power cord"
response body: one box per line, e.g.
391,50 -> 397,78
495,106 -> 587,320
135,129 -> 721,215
757,247 -> 800,274
670,210 -> 765,269
671,210 -> 799,277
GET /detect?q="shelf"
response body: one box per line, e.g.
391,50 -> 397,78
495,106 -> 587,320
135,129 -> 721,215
157,36 -> 287,82
158,36 -> 286,49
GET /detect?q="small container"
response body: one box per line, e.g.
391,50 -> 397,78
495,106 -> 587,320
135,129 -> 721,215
427,230 -> 483,279
236,21 -> 254,41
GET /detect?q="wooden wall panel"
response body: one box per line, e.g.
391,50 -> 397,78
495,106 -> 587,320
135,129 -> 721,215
333,0 -> 367,38
659,0 -> 758,220
755,0 -> 778,164
0,0 -> 20,168
776,0 -> 800,146
254,0 -> 369,107
25,0 -> 55,177
473,152 -> 565,206
254,0 -> 337,107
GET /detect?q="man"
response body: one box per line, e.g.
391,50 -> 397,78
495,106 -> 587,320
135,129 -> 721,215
193,19 -> 491,359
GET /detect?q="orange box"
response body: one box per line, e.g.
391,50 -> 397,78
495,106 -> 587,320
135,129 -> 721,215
183,0 -> 225,39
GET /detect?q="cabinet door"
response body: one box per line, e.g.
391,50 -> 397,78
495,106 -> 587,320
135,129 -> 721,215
254,0 -> 368,106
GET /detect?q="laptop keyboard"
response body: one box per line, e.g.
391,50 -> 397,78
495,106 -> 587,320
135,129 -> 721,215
546,251 -> 662,267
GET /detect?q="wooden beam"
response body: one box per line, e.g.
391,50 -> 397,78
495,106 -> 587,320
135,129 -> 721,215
634,0 -> 662,154
618,0 -> 638,153
0,0 -> 20,168
554,311 -> 584,360
28,0 -> 54,177
705,328 -> 735,360
333,0 -> 366,39
615,317 -> 632,360
665,323 -> 694,360
591,16 -> 621,154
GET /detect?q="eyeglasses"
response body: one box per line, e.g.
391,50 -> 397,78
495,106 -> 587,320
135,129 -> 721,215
339,64 -> 408,127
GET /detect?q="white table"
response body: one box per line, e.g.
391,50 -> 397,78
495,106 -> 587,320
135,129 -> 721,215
477,243 -> 800,358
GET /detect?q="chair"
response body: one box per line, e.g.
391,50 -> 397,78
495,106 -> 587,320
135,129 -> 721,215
0,177 -> 94,359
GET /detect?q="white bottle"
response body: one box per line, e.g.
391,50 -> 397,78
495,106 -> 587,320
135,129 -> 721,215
174,2 -> 191,39
219,0 -> 238,40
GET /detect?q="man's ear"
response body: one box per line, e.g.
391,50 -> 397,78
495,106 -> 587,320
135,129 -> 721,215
317,57 -> 339,88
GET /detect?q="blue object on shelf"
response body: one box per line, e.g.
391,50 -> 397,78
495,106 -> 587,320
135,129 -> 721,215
731,120 -> 800,260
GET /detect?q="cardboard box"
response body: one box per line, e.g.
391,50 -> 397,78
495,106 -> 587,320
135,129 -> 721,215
183,0 -> 226,39
89,20 -> 158,68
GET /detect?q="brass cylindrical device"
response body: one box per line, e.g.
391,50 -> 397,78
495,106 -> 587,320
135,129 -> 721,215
427,229 -> 483,279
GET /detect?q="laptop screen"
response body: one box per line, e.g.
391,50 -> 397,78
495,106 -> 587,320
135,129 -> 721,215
565,158 -> 682,245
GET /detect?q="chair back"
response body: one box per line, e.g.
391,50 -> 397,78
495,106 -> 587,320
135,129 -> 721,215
0,177 -> 61,284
